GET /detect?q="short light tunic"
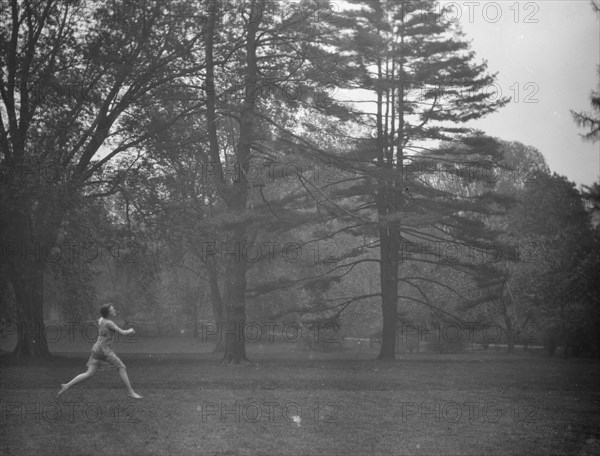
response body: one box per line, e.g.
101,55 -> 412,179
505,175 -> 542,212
87,318 -> 126,369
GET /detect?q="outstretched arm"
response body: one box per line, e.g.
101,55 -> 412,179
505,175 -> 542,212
105,320 -> 135,335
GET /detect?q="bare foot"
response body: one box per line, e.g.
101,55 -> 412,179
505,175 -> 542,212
57,384 -> 67,396
127,392 -> 143,399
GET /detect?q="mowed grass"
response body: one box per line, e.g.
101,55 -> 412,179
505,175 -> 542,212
1,342 -> 599,456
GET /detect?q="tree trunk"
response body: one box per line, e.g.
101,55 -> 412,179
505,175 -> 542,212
374,41 -> 402,361
9,262 -> 51,358
378,211 -> 400,360
204,0 -> 260,364
4,202 -> 63,359
221,235 -> 249,364
204,1 -> 227,354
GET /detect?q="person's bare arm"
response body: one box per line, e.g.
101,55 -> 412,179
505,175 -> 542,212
105,320 -> 135,336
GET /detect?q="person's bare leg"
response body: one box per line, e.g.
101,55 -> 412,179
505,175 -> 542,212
58,365 -> 97,396
118,367 -> 142,399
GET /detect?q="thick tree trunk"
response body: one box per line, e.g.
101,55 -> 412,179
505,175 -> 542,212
374,45 -> 402,361
221,306 -> 248,364
221,236 -> 249,364
204,0 -> 259,364
4,203 -> 62,359
9,262 -> 51,358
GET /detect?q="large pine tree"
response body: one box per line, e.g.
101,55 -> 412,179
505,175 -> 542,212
318,0 -> 511,359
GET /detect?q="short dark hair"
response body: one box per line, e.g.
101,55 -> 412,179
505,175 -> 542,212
99,304 -> 112,318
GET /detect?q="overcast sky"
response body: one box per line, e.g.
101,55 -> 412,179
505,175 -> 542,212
454,0 -> 600,187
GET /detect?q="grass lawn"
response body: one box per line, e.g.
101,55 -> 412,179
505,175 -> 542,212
1,340 -> 599,456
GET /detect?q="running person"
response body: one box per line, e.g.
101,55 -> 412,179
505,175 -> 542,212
58,304 -> 142,399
